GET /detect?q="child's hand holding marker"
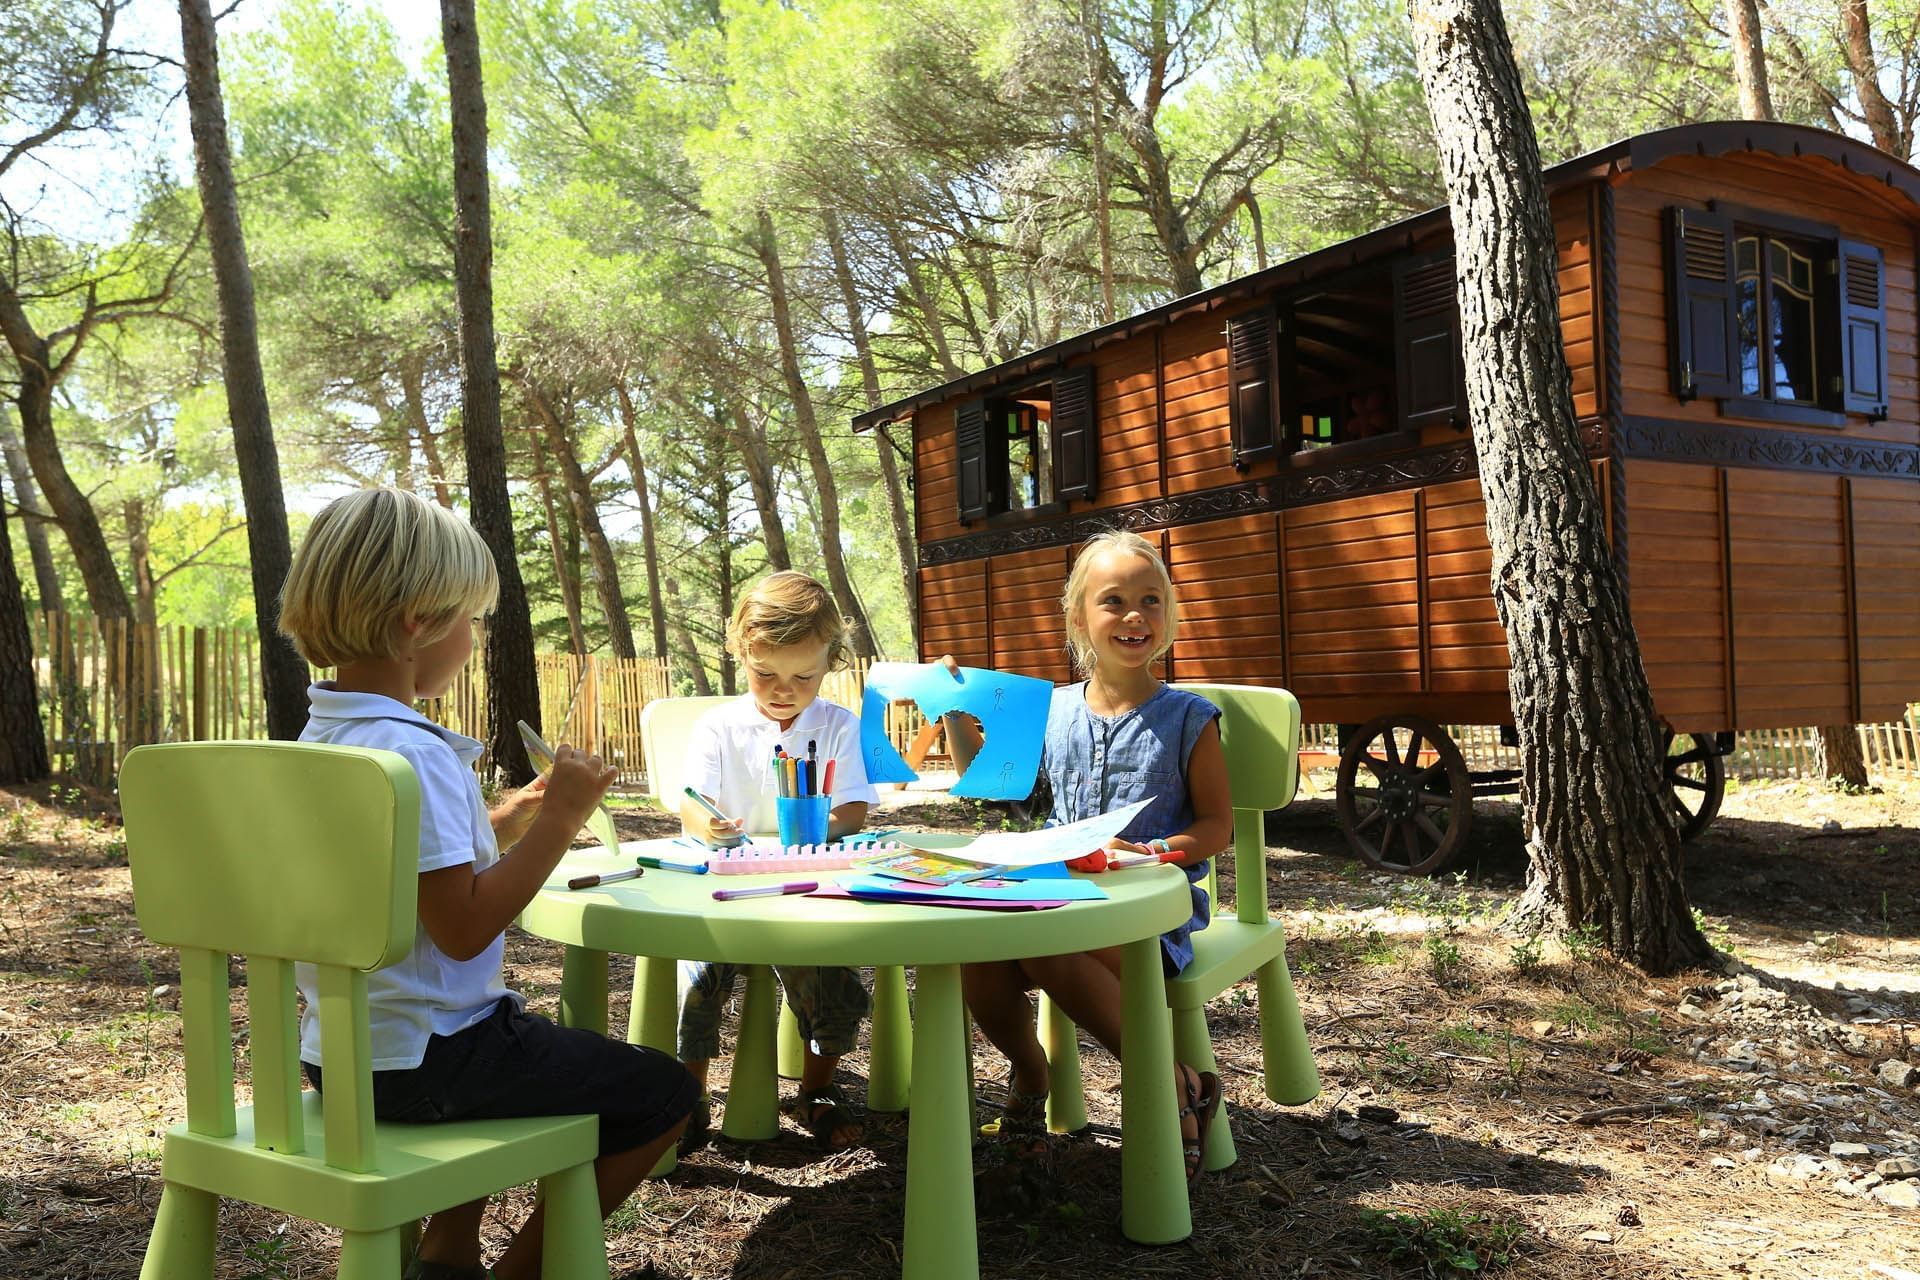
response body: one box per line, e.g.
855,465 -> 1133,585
539,745 -> 618,835
683,786 -> 747,846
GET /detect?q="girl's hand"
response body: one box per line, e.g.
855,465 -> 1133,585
1106,837 -> 1151,856
490,775 -> 547,844
542,744 -> 617,832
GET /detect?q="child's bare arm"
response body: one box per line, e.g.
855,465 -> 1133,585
418,745 -> 616,961
828,800 -> 868,839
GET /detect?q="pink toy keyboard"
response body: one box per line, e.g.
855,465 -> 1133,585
706,840 -> 906,875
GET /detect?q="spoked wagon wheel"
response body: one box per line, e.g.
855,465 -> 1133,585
1662,730 -> 1725,842
1336,714 -> 1473,875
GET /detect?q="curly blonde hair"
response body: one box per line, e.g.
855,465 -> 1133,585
1061,530 -> 1180,676
726,571 -> 854,668
279,488 -> 498,668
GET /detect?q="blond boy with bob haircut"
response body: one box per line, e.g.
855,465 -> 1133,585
281,488 -> 694,1280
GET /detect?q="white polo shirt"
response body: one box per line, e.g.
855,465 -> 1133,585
295,683 -> 516,1070
684,694 -> 879,837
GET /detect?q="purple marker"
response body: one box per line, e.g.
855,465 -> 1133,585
712,880 -> 819,901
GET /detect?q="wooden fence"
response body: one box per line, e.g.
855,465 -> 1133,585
27,611 -> 1918,790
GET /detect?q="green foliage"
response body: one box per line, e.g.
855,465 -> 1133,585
1508,933 -> 1544,974
1359,1206 -> 1526,1275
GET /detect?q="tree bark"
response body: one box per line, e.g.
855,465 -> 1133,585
663,575 -> 714,697
179,0 -> 310,741
401,351 -> 456,508
613,381 -> 669,663
751,210 -> 874,657
522,379 -> 636,659
1815,724 -> 1870,788
823,211 -> 918,650
1081,0 -> 1117,323
0,494 -> 47,784
1840,0 -> 1903,156
9,344 -> 131,620
441,0 -> 541,783
722,401 -> 791,571
527,425 -> 586,657
1724,0 -> 1775,121
1408,0 -> 1713,974
125,498 -> 156,627
0,409 -> 60,609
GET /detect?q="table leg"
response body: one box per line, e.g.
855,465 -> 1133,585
722,965 -> 780,1141
868,964 -> 912,1113
903,964 -> 976,1280
558,946 -> 609,1036
1120,936 -> 1190,1244
627,956 -> 682,1176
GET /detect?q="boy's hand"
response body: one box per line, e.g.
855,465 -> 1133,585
539,744 -> 617,833
691,809 -> 746,844
490,775 -> 547,844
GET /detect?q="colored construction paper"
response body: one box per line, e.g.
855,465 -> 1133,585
837,874 -> 1109,903
860,662 -> 1051,799
894,796 -> 1154,867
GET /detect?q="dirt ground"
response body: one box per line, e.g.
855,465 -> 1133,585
1,769 -> 1917,1279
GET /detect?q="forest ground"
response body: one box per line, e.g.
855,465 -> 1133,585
1,768 -> 1916,1279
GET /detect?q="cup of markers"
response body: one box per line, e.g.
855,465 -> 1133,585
774,741 -> 833,847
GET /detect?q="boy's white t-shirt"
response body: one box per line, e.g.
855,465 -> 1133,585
684,694 -> 879,837
294,683 -> 517,1070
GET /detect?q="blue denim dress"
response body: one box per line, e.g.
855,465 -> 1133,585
1041,682 -> 1221,974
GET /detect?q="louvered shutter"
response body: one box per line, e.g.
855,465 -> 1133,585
1394,254 -> 1466,431
1835,239 -> 1888,417
1227,307 -> 1279,466
1666,206 -> 1740,399
956,397 -> 991,522
1050,365 -> 1097,501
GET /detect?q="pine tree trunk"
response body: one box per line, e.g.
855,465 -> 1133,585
1815,724 -> 1870,788
1409,0 -> 1713,973
0,494 -> 47,784
527,426 -> 586,657
614,381 -> 670,663
441,0 -> 541,783
522,381 -> 636,659
401,352 -> 455,508
13,354 -> 130,621
179,0 -> 310,741
664,576 -> 714,697
752,211 -> 875,656
1724,0 -> 1775,120
1,410 -> 61,609
823,211 -> 918,651
723,401 -> 792,571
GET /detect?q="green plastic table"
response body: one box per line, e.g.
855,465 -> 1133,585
520,842 -> 1196,1280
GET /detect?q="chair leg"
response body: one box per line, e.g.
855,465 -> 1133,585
1171,1003 -> 1236,1171
723,965 -> 780,1140
1038,993 -> 1087,1134
1256,953 -> 1322,1106
539,1162 -> 610,1280
336,1227 -> 405,1280
777,995 -> 804,1080
868,964 -> 912,1113
140,1182 -> 218,1279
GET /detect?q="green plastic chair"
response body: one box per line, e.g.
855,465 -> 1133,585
624,697 -> 913,1138
1039,682 -> 1321,1170
122,741 -> 608,1280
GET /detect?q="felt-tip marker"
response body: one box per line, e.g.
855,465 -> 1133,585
567,867 -> 643,891
712,880 -> 818,901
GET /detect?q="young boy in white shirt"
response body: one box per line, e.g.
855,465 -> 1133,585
678,571 -> 878,1151
280,488 -> 695,1280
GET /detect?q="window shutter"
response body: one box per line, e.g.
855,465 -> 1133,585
956,397 -> 990,522
1393,254 -> 1466,431
1665,206 -> 1740,399
1050,365 -> 1097,501
1226,307 -> 1280,466
1835,239 -> 1888,417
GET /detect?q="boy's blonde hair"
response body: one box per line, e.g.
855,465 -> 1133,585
1062,529 -> 1180,675
279,488 -> 499,668
726,571 -> 853,669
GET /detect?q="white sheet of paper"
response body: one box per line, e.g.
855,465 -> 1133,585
894,797 -> 1154,867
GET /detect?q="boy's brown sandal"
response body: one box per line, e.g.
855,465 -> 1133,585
790,1083 -> 862,1151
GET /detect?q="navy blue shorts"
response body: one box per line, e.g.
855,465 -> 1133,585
306,997 -> 697,1156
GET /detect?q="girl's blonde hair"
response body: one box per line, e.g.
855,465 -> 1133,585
1061,529 -> 1180,676
726,571 -> 854,669
279,488 -> 499,668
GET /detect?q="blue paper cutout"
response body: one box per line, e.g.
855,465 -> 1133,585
860,662 -> 1052,800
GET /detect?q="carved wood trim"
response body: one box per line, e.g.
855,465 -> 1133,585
1614,416 -> 1920,478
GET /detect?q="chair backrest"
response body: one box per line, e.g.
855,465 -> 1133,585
121,741 -> 421,1172
641,695 -> 732,812
1171,683 -> 1302,924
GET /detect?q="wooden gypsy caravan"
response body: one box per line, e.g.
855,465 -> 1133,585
853,122 -> 1920,875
